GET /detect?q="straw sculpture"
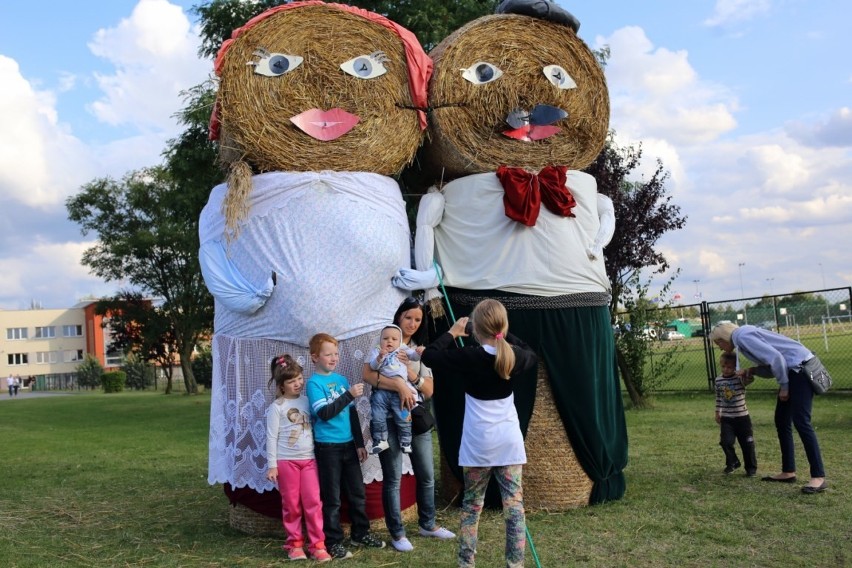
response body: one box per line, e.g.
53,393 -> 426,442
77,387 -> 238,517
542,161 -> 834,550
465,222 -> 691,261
423,14 -> 608,178
217,5 -> 421,176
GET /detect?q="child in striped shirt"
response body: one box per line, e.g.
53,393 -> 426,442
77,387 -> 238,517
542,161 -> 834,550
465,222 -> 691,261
715,351 -> 757,476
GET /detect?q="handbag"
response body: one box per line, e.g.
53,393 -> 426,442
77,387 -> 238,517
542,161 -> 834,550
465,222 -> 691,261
411,403 -> 435,435
802,356 -> 833,395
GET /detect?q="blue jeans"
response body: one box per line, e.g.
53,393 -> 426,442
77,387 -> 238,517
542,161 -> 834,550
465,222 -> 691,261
371,388 -> 413,449
775,368 -> 825,478
315,441 -> 369,545
378,424 -> 437,539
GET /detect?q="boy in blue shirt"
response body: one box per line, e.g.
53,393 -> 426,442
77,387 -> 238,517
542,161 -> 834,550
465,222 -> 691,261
306,333 -> 386,559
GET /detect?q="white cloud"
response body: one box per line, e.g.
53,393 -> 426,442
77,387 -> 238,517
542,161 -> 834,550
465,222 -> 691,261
88,0 -> 210,130
704,0 -> 771,28
0,240 -> 118,310
0,56 -> 93,207
600,27 -> 738,146
785,107 -> 852,148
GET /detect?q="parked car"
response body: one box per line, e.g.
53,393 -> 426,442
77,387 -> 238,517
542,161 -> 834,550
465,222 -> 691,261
662,330 -> 685,341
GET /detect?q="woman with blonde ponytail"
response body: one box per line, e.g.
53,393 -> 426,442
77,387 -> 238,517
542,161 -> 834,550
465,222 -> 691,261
421,299 -> 537,568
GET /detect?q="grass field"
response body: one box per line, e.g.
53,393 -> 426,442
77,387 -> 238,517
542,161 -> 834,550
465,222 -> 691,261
649,330 -> 852,392
0,391 -> 849,567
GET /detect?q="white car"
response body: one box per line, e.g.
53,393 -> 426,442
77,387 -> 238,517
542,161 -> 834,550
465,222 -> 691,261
663,330 -> 685,341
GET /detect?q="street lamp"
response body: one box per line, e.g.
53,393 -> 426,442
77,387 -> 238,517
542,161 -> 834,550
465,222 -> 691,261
693,279 -> 701,300
737,262 -> 745,297
766,277 -> 775,295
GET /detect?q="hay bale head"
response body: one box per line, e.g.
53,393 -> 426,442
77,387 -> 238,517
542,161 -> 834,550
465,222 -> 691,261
424,13 -> 609,178
216,4 -> 424,175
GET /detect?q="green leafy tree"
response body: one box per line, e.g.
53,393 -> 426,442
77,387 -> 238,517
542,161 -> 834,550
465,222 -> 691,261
76,355 -> 104,390
585,136 -> 687,406
97,292 -> 180,393
66,166 -> 213,394
194,0 -> 499,58
615,272 -> 685,406
122,352 -> 154,391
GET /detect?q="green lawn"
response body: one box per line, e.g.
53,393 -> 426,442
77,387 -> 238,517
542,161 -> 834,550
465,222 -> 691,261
1,391 -> 849,567
649,330 -> 852,392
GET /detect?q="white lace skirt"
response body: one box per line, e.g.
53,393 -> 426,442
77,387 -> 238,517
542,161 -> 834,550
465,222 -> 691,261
207,332 -> 412,492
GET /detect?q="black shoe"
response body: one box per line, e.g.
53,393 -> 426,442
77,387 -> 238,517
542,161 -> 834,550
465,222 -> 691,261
723,462 -> 741,474
761,475 -> 796,483
745,470 -> 757,477
351,533 -> 386,549
801,481 -> 827,494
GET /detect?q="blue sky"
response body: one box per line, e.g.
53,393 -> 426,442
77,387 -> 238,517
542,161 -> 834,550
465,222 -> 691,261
1,0 -> 850,310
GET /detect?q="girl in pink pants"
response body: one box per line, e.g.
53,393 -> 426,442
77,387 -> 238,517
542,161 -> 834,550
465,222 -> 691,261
266,354 -> 331,562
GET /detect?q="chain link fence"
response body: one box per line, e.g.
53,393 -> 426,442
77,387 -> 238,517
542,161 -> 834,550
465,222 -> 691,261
636,287 -> 852,392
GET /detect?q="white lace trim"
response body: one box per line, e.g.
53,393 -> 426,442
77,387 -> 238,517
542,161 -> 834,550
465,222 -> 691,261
207,333 -> 412,491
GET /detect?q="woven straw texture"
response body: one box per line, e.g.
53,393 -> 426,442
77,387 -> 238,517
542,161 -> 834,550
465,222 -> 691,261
423,14 -> 609,179
216,5 -> 422,176
523,366 -> 593,510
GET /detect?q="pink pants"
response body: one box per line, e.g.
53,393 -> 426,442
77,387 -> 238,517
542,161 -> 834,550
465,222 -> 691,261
276,459 -> 325,552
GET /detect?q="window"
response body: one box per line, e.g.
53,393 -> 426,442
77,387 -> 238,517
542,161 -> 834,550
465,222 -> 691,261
63,325 -> 83,337
35,326 -> 56,338
105,349 -> 124,367
63,350 -> 84,363
6,327 -> 28,340
36,351 -> 58,364
7,353 -> 29,365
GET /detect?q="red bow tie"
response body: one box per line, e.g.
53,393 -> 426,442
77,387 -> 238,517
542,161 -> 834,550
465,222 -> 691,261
496,165 -> 576,227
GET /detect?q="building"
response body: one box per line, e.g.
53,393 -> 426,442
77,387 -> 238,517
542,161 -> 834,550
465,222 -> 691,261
1,302 -> 121,390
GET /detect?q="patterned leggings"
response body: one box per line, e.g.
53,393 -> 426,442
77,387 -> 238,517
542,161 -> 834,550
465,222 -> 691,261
459,464 -> 525,568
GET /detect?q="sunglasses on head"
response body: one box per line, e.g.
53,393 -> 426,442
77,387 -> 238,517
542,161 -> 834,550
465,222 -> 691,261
401,296 -> 424,308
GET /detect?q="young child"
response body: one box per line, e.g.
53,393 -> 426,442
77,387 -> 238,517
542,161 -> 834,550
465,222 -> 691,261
365,324 -> 422,455
421,299 -> 538,568
715,351 -> 757,476
266,354 -> 331,562
305,333 -> 386,560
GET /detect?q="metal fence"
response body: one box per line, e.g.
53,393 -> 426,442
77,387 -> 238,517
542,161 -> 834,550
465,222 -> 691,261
638,287 -> 852,392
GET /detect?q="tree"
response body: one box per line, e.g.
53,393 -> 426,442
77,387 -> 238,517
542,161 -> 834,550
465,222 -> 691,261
66,166 -> 213,394
122,352 -> 154,391
76,355 -> 104,390
194,0 -> 500,58
585,135 -> 687,405
96,291 -> 181,394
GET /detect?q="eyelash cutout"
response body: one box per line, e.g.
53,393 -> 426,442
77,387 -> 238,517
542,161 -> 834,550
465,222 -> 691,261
340,51 -> 389,79
248,48 -> 303,77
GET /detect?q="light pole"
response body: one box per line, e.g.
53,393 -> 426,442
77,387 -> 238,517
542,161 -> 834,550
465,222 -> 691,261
738,262 -> 747,324
766,277 -> 775,296
819,263 -> 830,323
693,279 -> 701,300
737,263 -> 745,297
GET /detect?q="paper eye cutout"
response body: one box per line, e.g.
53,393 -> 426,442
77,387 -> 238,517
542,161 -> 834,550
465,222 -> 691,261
248,49 -> 303,77
340,51 -> 389,79
543,65 -> 577,89
461,62 -> 503,85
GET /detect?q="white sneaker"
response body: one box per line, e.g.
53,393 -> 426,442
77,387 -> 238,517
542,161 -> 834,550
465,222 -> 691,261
391,537 -> 414,552
419,526 -> 456,539
370,440 -> 390,455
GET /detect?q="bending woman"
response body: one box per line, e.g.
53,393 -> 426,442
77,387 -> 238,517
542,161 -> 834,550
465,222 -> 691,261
362,296 -> 455,552
710,322 -> 827,493
421,299 -> 537,568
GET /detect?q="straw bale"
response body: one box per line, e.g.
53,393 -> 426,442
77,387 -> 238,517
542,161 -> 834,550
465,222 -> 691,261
216,5 -> 423,176
423,14 -> 609,179
228,503 -> 281,537
523,366 -> 593,510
